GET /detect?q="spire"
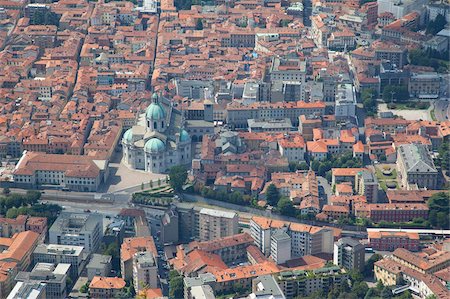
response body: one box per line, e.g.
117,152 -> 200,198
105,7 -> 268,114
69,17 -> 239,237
151,92 -> 158,104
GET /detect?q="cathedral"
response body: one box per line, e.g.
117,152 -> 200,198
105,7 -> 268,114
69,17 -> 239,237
122,93 -> 192,173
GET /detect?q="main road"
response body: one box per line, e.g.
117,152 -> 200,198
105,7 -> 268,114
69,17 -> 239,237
434,99 -> 449,122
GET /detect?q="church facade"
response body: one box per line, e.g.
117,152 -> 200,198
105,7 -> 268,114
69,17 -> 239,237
122,93 -> 192,173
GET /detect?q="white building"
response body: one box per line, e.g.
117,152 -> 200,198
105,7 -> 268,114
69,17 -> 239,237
7,282 -> 46,299
33,244 -> 85,278
132,251 -> 158,292
122,93 -> 192,174
270,229 -> 292,264
377,0 -> 428,19
250,217 -> 334,258
335,83 -> 356,119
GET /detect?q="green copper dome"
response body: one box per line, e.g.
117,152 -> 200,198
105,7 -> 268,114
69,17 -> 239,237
146,102 -> 166,120
123,129 -> 133,143
144,138 -> 165,153
180,129 -> 190,142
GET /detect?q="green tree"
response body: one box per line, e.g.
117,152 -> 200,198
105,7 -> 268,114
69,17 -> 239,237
362,88 -> 377,116
2,188 -> 10,195
427,192 -> 450,229
426,14 -> 447,35
196,18 -> 203,30
381,286 -> 392,299
80,282 -> 89,293
277,197 -> 295,217
382,85 -> 409,102
364,253 -> 382,277
169,165 -> 188,192
174,0 -> 192,10
169,272 -> 184,299
266,184 -> 280,206
352,281 -> 369,298
6,207 -> 18,219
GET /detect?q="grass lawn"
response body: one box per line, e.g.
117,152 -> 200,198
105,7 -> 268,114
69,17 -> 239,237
431,109 -> 437,121
375,167 -> 397,180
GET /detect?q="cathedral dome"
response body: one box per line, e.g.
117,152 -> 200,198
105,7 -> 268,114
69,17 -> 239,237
146,102 -> 166,120
146,93 -> 166,121
144,138 -> 165,153
180,129 -> 190,142
123,129 -> 133,144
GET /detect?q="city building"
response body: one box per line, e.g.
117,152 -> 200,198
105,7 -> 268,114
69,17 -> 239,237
374,258 -> 450,298
367,203 -> 429,222
86,254 -> 112,281
7,281 -> 46,299
89,276 -> 126,299
160,207 -> 179,245
132,251 -> 158,292
368,231 -> 420,251
333,238 -> 365,272
391,248 -> 450,274
250,216 -> 334,258
335,84 -> 356,119
270,229 -> 292,265
276,266 -> 348,299
198,208 -> 239,241
397,144 -> 438,190
251,275 -> 286,299
187,233 -> 254,264
13,151 -> 109,192
355,170 -> 378,203
377,0 -> 427,19
15,263 -> 70,299
122,93 -> 192,173
49,212 -> 103,253
33,244 -> 85,278
227,101 -> 326,129
409,73 -> 441,99
120,237 -> 158,281
0,215 -> 47,238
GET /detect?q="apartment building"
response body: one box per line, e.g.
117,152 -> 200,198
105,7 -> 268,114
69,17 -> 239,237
120,237 -> 158,281
276,266 -> 348,299
270,229 -> 292,265
86,254 -> 112,281
187,233 -> 254,264
250,216 -> 334,258
333,238 -> 365,272
132,251 -> 158,292
49,212 -> 103,253
33,244 -> 85,278
355,170 -> 378,203
89,276 -> 126,298
368,231 -> 420,251
198,208 -> 239,241
375,258 -> 450,299
0,215 -> 47,238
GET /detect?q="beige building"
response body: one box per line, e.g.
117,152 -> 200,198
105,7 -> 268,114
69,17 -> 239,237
409,73 -> 441,99
250,216 -> 334,258
198,208 -> 239,241
132,251 -> 158,292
